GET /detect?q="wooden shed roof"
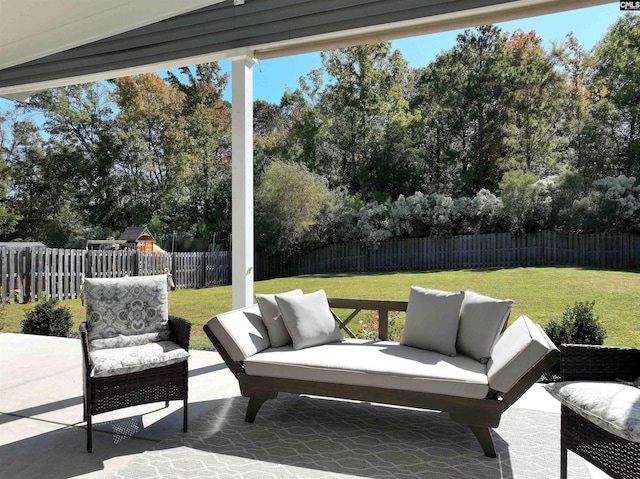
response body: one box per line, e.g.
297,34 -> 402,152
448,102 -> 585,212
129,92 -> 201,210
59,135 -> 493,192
118,227 -> 156,243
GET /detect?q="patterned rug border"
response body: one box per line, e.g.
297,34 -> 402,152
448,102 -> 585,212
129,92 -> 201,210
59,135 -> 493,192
111,394 -> 589,479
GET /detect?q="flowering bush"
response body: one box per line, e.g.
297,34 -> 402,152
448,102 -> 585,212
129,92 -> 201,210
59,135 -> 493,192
386,192 -> 459,239
559,175 -> 640,233
355,319 -> 380,341
470,189 -> 504,233
357,202 -> 393,247
353,310 -> 405,341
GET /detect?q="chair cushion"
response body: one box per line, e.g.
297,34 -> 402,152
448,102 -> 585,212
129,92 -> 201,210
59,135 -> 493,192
456,290 -> 512,364
256,289 -> 303,347
544,381 -> 640,443
84,275 -> 169,342
400,287 -> 464,356
276,289 -> 344,350
90,331 -> 170,350
89,341 -> 189,378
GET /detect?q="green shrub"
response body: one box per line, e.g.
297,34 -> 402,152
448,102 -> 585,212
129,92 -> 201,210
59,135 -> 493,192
545,300 -> 607,347
21,297 -> 73,337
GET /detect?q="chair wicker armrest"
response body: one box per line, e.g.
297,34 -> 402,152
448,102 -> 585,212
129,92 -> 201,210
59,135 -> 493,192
169,315 -> 191,351
560,344 -> 640,382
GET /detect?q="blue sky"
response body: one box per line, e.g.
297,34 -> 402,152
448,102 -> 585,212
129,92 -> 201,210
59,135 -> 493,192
0,2 -> 630,112
242,3 -> 626,104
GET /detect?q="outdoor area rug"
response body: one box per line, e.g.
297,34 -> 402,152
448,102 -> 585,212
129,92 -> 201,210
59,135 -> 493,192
111,394 -> 589,479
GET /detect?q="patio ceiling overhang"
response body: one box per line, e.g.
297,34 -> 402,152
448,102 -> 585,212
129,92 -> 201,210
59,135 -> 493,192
0,0 -> 612,100
0,0 -> 614,308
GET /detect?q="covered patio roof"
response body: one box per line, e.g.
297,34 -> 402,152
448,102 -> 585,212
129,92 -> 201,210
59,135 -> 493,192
0,0 -> 611,100
0,0 -> 613,307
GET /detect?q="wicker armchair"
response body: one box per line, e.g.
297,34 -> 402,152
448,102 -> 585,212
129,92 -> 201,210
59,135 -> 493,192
80,275 -> 191,452
556,344 -> 640,479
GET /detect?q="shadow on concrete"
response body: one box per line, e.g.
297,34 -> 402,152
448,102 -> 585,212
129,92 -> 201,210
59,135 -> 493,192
0,398 -> 223,479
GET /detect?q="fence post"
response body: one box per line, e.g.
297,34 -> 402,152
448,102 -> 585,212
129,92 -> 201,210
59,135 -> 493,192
623,233 -> 630,268
536,231 -> 542,265
8,247 -> 15,302
15,247 -> 25,303
1,248 -> 9,302
133,250 -> 139,276
84,250 -> 91,279
200,252 -> 206,288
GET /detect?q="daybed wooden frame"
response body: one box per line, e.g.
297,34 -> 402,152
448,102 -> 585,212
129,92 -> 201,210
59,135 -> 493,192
204,298 -> 559,458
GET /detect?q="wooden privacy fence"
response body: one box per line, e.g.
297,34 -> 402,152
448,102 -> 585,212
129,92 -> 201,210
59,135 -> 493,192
0,248 -> 230,303
171,251 -> 231,289
2,232 -> 638,302
255,231 -> 640,280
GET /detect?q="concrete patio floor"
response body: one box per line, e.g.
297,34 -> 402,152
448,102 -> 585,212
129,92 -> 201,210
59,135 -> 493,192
0,332 -> 611,478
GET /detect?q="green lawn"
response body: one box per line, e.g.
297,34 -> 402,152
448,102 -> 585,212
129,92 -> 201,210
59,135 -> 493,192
1,266 -> 638,349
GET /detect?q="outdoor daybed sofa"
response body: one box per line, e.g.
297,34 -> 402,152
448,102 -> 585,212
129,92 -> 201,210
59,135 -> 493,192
204,287 -> 559,458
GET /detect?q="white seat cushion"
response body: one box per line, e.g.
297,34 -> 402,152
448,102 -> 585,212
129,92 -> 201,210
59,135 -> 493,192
89,341 -> 189,378
244,339 -> 489,399
545,381 -> 640,443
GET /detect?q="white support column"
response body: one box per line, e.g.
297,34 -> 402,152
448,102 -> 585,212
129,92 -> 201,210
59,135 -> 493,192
230,50 -> 256,309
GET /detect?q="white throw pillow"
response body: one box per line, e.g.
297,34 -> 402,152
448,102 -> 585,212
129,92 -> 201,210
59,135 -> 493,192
276,289 -> 344,350
456,290 -> 513,363
256,289 -> 303,347
400,286 -> 465,356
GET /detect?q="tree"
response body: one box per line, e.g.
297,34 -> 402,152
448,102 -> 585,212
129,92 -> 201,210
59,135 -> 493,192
503,30 -> 566,175
0,157 -> 20,237
113,73 -> 189,230
551,34 -> 598,179
255,161 -> 332,255
318,43 -> 412,198
412,26 -> 511,196
590,14 -> 640,177
166,64 -> 232,238
451,26 -> 511,194
0,111 -> 22,237
19,83 -> 121,234
499,170 -> 552,234
282,71 -> 327,173
254,98 -> 297,175
412,62 -> 466,195
0,112 -> 84,245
